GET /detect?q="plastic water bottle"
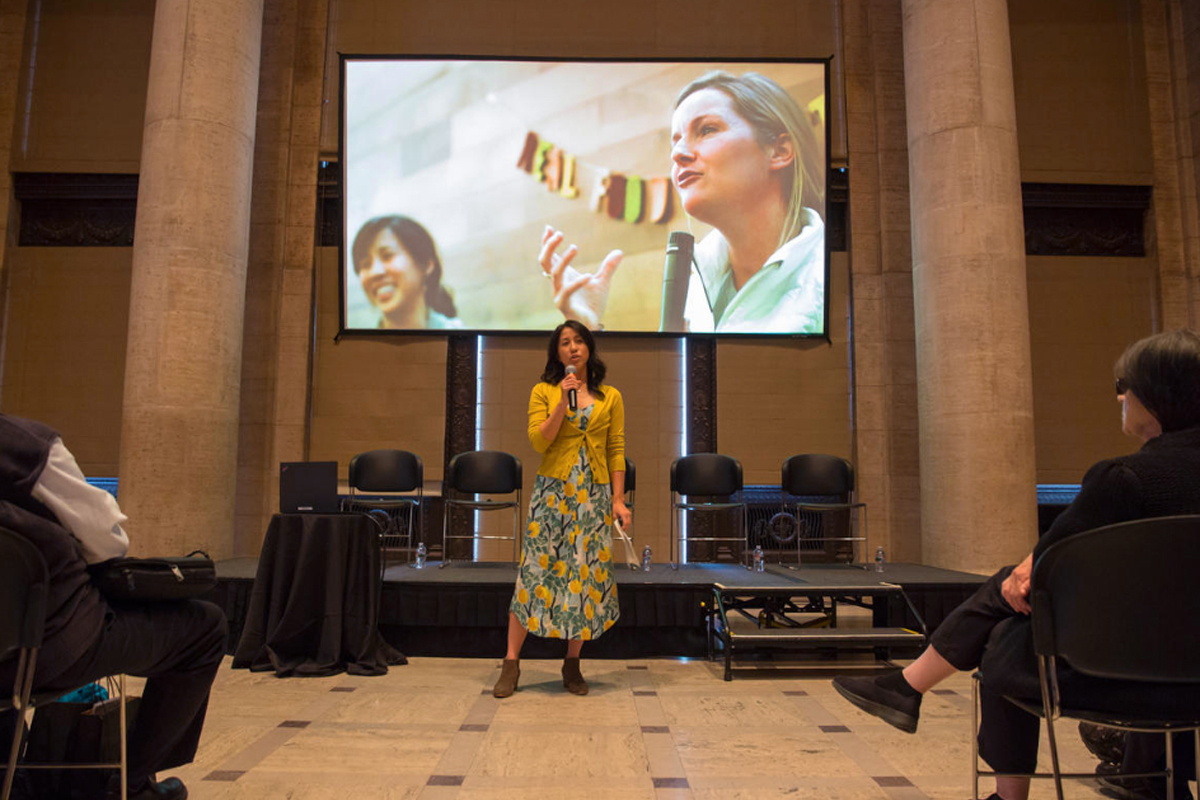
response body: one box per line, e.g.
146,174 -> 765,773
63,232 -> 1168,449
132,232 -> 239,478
415,542 -> 427,569
875,545 -> 886,573
641,545 -> 652,572
753,545 -> 765,573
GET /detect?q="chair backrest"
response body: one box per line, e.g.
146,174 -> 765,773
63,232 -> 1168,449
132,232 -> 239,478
446,450 -> 522,495
781,454 -> 854,497
1031,515 -> 1200,683
0,526 -> 50,660
623,457 -> 636,493
348,449 -> 423,493
671,453 -> 742,496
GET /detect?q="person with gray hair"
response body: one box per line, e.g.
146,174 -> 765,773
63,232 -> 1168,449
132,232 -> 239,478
832,329 -> 1200,800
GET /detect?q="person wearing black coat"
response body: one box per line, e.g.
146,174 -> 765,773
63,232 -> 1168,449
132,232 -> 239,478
0,414 -> 227,800
831,329 -> 1200,800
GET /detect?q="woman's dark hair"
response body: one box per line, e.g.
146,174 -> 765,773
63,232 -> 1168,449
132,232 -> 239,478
350,215 -> 457,318
1114,329 -> 1200,432
541,321 -> 606,397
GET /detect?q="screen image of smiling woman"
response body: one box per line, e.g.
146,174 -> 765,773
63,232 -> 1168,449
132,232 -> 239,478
351,215 -> 462,330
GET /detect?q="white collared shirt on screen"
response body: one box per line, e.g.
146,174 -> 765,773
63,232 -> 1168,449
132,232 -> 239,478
683,208 -> 825,334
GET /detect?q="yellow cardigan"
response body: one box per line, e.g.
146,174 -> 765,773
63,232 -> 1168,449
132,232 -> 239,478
527,381 -> 626,483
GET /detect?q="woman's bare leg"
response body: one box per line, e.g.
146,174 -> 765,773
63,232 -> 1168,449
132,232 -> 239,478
565,638 -> 583,658
994,775 -> 1030,800
902,645 -> 958,693
505,612 -> 528,660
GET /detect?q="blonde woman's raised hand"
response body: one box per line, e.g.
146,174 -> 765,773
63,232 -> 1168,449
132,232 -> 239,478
538,225 -> 623,330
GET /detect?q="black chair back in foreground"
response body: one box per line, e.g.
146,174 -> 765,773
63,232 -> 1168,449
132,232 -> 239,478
441,450 -> 523,566
668,453 -> 746,568
0,526 -> 128,800
973,514 -> 1200,800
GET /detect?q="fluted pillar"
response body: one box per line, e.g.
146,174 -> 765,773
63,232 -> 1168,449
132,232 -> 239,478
902,0 -> 1038,572
118,0 -> 263,557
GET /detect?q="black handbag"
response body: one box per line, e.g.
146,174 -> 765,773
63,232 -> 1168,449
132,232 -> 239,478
90,550 -> 216,601
23,695 -> 142,799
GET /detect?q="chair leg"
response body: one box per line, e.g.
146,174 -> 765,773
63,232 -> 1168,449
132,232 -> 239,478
117,673 -> 127,800
971,675 -> 980,800
3,649 -> 36,800
670,497 -> 677,569
1165,730 -> 1175,800
1194,731 -> 1199,800
440,502 -> 451,568
1044,713 -> 1064,800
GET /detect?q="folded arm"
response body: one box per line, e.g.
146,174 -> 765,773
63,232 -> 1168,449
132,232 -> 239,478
32,438 -> 130,564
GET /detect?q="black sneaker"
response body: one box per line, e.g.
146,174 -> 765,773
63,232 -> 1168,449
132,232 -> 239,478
831,673 -> 921,733
1080,721 -> 1127,764
1096,760 -> 1191,800
107,776 -> 189,800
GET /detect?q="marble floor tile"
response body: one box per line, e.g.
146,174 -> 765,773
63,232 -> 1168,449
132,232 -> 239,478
155,655 -> 1176,800
471,729 -> 651,778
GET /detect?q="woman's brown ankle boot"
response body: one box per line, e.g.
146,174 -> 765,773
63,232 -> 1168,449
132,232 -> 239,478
562,657 -> 588,695
493,658 -> 520,698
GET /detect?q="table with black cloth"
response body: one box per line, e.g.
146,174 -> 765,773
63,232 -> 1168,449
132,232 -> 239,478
232,513 -> 406,677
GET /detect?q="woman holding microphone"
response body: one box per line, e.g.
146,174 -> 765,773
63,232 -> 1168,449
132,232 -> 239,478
494,321 -> 630,698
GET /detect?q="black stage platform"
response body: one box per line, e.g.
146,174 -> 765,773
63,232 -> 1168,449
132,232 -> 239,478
208,558 -> 986,661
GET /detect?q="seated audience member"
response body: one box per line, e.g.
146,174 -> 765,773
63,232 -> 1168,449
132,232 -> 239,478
831,329 -> 1200,800
0,414 -> 227,800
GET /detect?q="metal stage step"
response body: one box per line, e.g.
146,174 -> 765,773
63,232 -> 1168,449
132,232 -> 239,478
710,577 -> 929,680
728,627 -> 924,646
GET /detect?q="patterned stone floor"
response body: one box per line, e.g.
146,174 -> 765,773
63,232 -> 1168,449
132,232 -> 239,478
149,653 -> 1136,800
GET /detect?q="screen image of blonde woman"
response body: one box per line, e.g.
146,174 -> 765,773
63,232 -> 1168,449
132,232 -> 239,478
342,59 -> 828,335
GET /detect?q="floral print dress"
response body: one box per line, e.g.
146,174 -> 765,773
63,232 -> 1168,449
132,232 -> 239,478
510,405 -> 620,640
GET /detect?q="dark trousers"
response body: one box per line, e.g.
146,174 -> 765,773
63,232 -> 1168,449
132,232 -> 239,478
1123,732 -> 1197,799
2,599 -> 226,788
929,565 -> 1045,773
931,565 -> 1200,777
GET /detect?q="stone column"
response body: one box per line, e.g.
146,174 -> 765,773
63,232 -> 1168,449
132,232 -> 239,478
0,0 -> 30,401
902,0 -> 1038,572
118,0 -> 263,558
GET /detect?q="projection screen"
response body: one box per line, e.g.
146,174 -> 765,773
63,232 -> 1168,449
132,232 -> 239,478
341,57 -> 829,336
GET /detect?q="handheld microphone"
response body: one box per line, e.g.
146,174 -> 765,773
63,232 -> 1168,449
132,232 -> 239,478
658,231 -> 695,333
565,364 -> 578,411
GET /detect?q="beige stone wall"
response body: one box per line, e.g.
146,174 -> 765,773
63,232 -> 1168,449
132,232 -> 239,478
717,255 -> 854,486
0,0 -> 1187,564
1027,255 -> 1156,482
1011,0 -> 1153,185
1011,0 -> 1164,492
1142,0 -> 1200,332
1,247 -> 131,475
0,0 -> 28,404
233,0 -> 330,555
310,246 -> 449,482
843,0 -> 921,562
8,0 -> 154,174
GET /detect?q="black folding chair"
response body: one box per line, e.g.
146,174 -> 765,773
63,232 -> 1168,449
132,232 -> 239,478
669,453 -> 746,568
613,457 -> 637,569
441,450 -> 522,566
0,526 -> 128,800
781,454 -> 867,564
344,449 -> 424,568
972,515 -> 1200,800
